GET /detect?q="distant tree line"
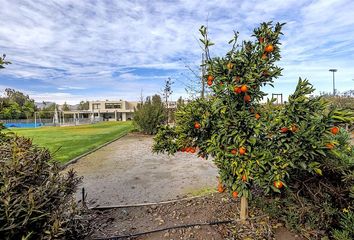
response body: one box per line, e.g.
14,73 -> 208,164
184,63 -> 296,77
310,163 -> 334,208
0,88 -> 90,120
319,90 -> 354,110
0,88 -> 37,119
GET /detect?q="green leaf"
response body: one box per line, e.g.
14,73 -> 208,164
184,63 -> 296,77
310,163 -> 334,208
314,168 -> 323,176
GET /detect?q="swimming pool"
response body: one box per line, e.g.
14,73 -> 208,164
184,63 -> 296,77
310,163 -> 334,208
4,122 -> 43,128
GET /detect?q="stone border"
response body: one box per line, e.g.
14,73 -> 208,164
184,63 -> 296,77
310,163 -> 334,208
61,130 -> 131,169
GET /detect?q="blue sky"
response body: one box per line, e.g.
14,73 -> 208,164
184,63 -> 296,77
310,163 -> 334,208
0,0 -> 353,104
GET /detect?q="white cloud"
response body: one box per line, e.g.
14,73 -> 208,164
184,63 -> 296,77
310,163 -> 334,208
0,0 -> 353,103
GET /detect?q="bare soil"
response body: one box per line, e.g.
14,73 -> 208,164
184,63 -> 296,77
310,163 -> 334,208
87,193 -> 302,240
66,133 -> 218,206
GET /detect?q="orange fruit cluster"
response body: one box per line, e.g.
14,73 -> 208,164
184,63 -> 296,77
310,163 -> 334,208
181,147 -> 196,153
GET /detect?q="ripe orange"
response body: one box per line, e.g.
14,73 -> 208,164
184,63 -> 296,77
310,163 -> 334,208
259,37 -> 264,43
239,147 -> 246,155
190,147 -> 196,153
233,86 -> 241,94
255,113 -> 260,120
231,149 -> 237,155
244,95 -> 251,102
242,175 -> 247,182
207,80 -> 213,86
265,44 -> 274,53
280,127 -> 288,133
273,180 -> 283,189
331,126 -> 339,135
207,75 -> 214,82
261,53 -> 267,60
326,143 -> 334,150
217,184 -> 225,193
194,122 -> 201,129
232,191 -> 238,198
240,85 -> 248,93
227,62 -> 234,69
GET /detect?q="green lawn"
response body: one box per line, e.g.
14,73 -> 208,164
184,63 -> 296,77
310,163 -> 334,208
9,121 -> 134,163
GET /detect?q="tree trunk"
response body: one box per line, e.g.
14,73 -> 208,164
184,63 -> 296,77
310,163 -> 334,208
240,197 -> 248,221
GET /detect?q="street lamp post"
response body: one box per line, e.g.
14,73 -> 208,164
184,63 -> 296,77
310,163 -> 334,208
329,69 -> 337,96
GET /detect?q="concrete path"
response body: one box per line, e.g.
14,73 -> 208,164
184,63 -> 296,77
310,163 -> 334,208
66,133 -> 218,206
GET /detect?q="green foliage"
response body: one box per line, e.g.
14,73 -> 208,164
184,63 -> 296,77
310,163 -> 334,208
0,54 -> 11,69
38,103 -> 56,119
0,88 -> 37,119
133,95 -> 166,135
153,125 -> 179,155
332,211 -> 354,240
253,124 -> 353,238
77,101 -> 89,110
62,102 -> 70,111
153,20 -> 353,217
0,131 -> 88,239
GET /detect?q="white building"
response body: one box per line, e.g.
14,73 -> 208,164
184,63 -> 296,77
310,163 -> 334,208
62,100 -> 138,122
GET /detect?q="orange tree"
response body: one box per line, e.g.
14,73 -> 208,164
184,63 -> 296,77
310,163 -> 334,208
153,22 -> 353,221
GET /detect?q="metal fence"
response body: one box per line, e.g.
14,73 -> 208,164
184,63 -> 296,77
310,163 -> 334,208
1,117 -> 104,128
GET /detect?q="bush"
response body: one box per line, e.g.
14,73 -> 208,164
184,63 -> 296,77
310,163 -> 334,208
253,110 -> 354,238
0,131 -> 88,239
133,94 -> 166,135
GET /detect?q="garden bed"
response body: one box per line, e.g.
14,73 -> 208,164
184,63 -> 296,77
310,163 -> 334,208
87,193 -> 302,240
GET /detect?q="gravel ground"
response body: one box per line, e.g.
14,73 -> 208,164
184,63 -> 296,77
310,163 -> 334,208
65,133 -> 218,206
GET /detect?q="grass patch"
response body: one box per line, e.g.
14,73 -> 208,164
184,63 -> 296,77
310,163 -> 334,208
186,186 -> 217,197
9,121 -> 134,163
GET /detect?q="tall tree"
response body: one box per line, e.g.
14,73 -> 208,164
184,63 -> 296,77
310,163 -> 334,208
133,94 -> 166,134
162,78 -> 174,123
0,89 -> 36,119
0,54 -> 11,69
77,101 -> 89,110
62,102 -> 70,111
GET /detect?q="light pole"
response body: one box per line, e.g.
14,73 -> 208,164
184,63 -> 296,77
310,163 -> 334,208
329,69 -> 337,96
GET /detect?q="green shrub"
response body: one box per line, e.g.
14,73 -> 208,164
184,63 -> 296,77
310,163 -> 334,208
133,94 -> 166,135
0,131 -> 88,239
253,126 -> 354,238
332,211 -> 354,240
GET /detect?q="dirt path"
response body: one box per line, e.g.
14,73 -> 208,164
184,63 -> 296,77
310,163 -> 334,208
66,133 -> 218,206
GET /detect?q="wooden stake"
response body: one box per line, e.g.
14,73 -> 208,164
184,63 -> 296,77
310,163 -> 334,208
240,197 -> 248,221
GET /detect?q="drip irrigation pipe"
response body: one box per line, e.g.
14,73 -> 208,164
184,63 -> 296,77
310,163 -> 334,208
92,219 -> 232,240
89,194 -> 213,210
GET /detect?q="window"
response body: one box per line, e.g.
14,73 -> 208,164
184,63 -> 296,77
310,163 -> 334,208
92,103 -> 101,109
105,103 -> 121,109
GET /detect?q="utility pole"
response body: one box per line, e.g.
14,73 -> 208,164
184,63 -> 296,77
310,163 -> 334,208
329,69 -> 337,96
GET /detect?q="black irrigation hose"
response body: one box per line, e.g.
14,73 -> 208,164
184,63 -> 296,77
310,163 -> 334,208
89,194 -> 214,210
92,219 -> 233,240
